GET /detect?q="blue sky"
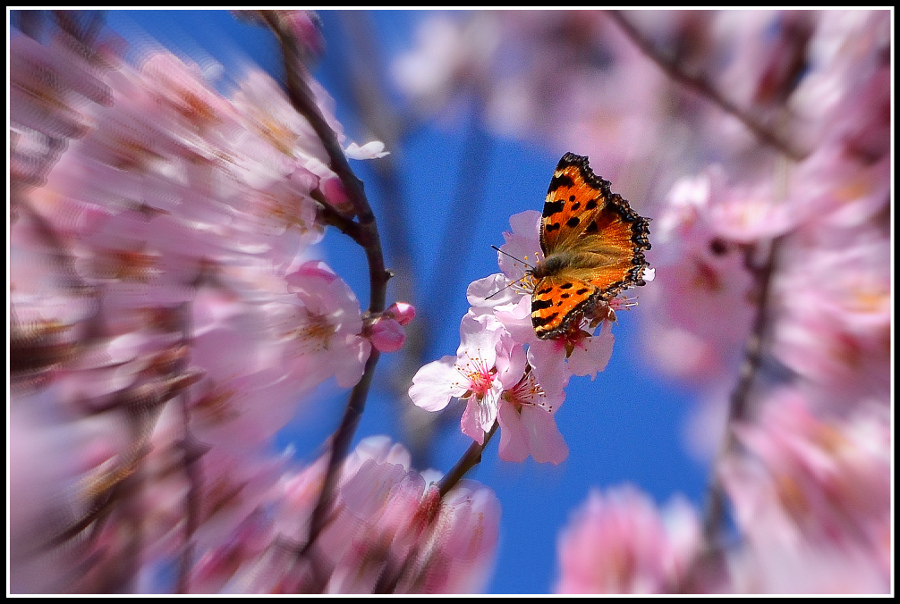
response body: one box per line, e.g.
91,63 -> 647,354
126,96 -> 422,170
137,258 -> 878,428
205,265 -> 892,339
106,10 -> 709,594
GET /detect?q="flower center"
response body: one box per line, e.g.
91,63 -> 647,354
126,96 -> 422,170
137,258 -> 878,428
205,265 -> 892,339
457,353 -> 495,396
504,369 -> 548,411
289,312 -> 336,353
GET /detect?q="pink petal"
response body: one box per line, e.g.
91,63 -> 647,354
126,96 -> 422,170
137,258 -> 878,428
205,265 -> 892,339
461,397 -> 487,444
497,402 -> 530,463
521,405 -> 569,465
569,323 -> 615,380
409,356 -> 462,411
386,301 -> 416,326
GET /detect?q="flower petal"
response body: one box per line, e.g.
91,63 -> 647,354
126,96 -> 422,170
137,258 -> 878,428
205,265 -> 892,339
497,402 -> 530,463
409,356 -> 464,411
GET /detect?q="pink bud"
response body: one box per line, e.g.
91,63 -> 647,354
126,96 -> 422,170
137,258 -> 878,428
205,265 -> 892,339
320,176 -> 354,214
370,318 -> 405,353
279,11 -> 324,60
387,301 -> 416,326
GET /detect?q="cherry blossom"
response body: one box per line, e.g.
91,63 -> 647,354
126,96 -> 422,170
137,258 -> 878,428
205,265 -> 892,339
720,391 -> 890,576
409,311 -> 522,443
204,437 -> 501,594
271,261 -> 371,389
555,486 -> 702,594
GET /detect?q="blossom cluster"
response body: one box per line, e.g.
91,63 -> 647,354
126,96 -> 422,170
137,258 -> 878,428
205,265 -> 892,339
408,206 -> 649,464
396,9 -> 891,594
9,13 -> 493,594
190,437 -> 500,594
8,8 -> 891,596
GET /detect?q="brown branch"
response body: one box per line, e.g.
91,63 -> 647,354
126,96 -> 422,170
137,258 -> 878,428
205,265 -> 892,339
173,301 -> 204,595
260,11 -> 391,560
607,11 -> 806,162
263,11 -> 389,313
437,419 -> 499,497
700,237 -> 781,549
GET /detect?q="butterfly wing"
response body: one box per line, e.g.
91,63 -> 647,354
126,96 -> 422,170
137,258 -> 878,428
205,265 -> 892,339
531,274 -> 601,340
540,152 -> 651,299
532,153 -> 651,339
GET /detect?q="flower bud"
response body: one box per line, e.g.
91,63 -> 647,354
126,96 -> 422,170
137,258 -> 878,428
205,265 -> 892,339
386,301 -> 416,326
370,317 -> 405,353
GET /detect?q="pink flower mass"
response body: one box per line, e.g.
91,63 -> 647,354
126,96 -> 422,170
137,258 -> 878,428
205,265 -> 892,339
9,9 -> 891,596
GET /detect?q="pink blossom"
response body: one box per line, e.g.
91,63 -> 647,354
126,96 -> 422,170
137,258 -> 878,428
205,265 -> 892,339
271,261 -> 371,389
466,272 -> 525,311
231,69 -> 332,168
638,172 -> 755,382
496,354 -> 569,465
409,312 -> 523,443
9,31 -> 112,145
771,229 -> 890,404
365,301 -> 416,353
231,437 -> 500,594
318,175 -> 354,214
555,486 -> 701,594
385,301 -> 416,326
9,386 -> 87,593
725,539 -> 891,594
720,391 -> 890,577
187,288 -> 309,452
391,13 -> 499,117
189,511 -> 275,594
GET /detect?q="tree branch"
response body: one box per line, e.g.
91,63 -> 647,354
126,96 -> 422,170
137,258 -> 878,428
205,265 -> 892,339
437,419 -> 499,497
608,11 -> 806,161
260,11 -> 391,560
701,237 -> 781,548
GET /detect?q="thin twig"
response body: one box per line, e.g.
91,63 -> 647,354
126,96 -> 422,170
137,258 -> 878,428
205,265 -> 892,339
608,11 -> 806,162
174,301 -> 204,595
263,11 -> 389,314
437,420 -> 500,497
332,12 -> 439,467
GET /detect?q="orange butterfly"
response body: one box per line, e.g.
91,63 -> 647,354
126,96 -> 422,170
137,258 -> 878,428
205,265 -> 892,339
529,153 -> 651,340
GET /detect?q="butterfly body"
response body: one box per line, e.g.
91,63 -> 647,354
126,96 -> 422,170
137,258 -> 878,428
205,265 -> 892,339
529,153 -> 651,340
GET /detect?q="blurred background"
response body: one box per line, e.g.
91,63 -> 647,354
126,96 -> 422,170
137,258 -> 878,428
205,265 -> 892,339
62,9 -> 738,593
17,9 -> 887,594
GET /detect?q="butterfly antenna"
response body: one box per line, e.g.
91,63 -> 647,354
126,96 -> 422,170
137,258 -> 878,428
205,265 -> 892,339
491,245 -> 535,270
485,275 -> 531,300
485,245 -> 535,300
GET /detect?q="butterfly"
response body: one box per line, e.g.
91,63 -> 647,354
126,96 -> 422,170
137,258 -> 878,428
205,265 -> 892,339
528,152 -> 651,340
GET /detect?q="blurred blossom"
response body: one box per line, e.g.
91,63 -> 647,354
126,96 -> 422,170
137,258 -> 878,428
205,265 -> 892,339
555,486 -> 702,594
638,172 -> 755,382
10,8 -> 893,596
772,230 -> 891,406
720,391 -> 891,592
725,539 -> 892,595
391,13 -> 499,116
9,12 -> 388,595
272,261 -> 371,389
203,437 -> 500,593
